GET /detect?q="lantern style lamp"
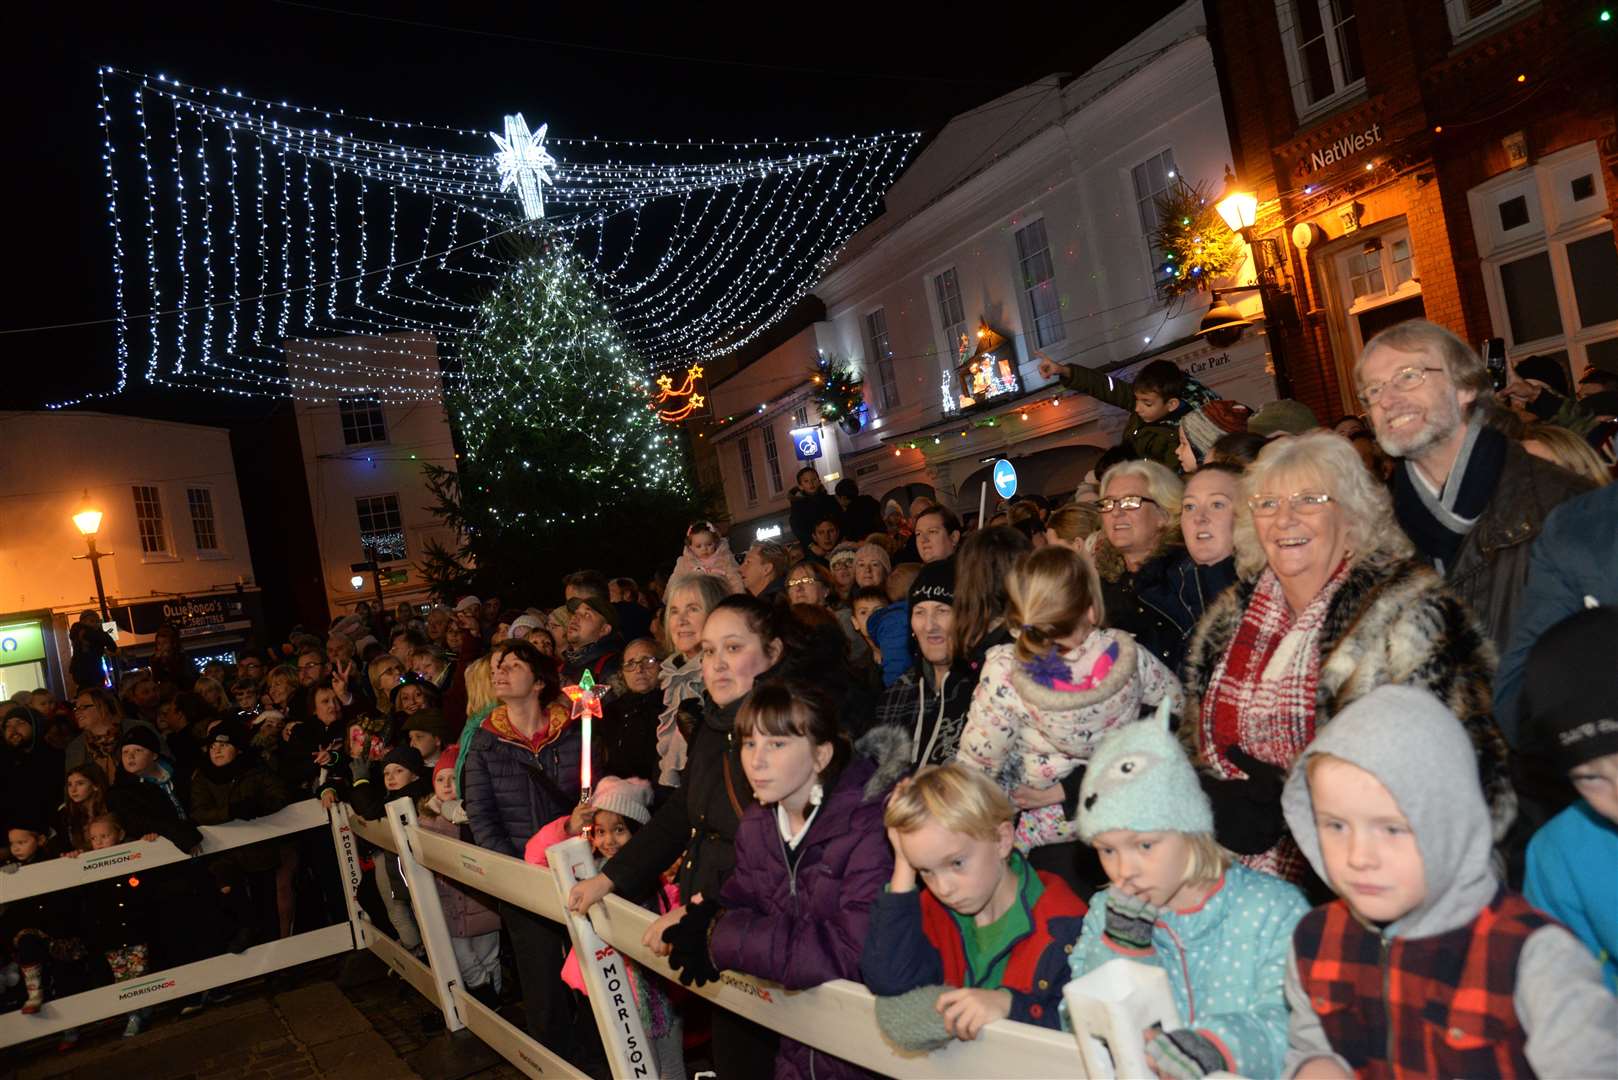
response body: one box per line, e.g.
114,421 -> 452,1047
71,491 -> 114,623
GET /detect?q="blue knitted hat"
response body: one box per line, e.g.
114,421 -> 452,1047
1076,698 -> 1213,842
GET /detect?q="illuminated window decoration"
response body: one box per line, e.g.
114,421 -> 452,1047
491,114 -> 556,221
70,68 -> 919,405
651,364 -> 706,423
956,321 -> 1022,408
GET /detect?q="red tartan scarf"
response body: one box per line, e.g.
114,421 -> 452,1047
1201,562 -> 1349,879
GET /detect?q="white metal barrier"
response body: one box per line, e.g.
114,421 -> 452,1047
372,796 -> 1090,1080
0,799 -> 360,1045
4,794 -> 1094,1076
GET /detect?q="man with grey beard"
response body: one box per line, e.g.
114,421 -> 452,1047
1353,319 -> 1591,653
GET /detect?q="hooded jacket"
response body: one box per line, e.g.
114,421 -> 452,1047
870,658 -> 976,770
1093,536 -> 1194,672
958,630 -> 1182,816
1,715 -> 65,829
1278,686 -> 1616,1078
707,728 -> 907,1080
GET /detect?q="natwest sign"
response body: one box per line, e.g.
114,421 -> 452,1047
1296,121 -> 1383,176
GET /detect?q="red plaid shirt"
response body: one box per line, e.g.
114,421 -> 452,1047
1295,887 -> 1549,1078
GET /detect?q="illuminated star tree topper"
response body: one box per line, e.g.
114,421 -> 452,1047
492,113 -> 557,221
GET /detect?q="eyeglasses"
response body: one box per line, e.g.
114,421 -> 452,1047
786,576 -> 818,589
1096,495 -> 1157,514
1357,365 -> 1444,407
1247,491 -> 1335,517
623,657 -> 660,671
73,702 -> 98,714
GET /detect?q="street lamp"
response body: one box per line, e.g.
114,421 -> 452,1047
1198,168 -> 1297,399
71,491 -> 113,624
351,560 -> 388,635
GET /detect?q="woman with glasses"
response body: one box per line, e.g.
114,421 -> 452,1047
785,560 -> 875,669
1091,459 -> 1187,669
597,638 -> 666,791
1181,431 -> 1509,887
64,687 -> 159,782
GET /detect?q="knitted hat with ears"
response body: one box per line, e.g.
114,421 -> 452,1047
1076,698 -> 1213,842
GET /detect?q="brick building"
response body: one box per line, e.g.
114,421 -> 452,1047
1205,0 -> 1617,422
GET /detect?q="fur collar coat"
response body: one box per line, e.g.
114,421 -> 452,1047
1181,550 -> 1515,842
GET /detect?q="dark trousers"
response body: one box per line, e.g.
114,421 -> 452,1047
711,1006 -> 779,1078
500,900 -> 576,1058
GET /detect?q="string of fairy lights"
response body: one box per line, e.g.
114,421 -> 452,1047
79,67 -> 919,404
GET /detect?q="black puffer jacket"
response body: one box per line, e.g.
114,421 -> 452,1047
462,702 -> 583,859
190,757 -> 291,872
1093,537 -> 1186,672
602,691 -> 753,902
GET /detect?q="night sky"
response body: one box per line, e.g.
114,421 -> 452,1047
7,0 -> 1180,418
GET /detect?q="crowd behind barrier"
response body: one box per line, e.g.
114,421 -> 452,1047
7,328 -> 1617,1075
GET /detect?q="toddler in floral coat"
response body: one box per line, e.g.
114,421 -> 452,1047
957,546 -> 1181,850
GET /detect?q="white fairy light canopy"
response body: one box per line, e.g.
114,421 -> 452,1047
88,67 -> 918,402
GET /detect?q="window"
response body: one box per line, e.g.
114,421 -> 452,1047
355,494 -> 406,563
339,395 -> 387,446
1444,0 -> 1534,44
1469,143 -> 1618,377
865,308 -> 899,411
1131,149 -> 1179,272
1276,0 -> 1365,119
932,268 -> 968,362
738,438 -> 758,505
131,485 -> 172,556
1329,223 -> 1425,363
186,487 -> 220,553
1015,218 -> 1065,348
761,425 -> 783,495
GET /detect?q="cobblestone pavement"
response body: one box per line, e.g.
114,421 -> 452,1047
6,954 -> 529,1080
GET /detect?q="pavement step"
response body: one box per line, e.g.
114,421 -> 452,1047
271,983 -> 373,1047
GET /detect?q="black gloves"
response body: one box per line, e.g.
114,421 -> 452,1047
1198,746 -> 1289,856
662,897 -> 722,988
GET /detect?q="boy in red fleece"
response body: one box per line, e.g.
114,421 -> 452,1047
862,763 -> 1086,1038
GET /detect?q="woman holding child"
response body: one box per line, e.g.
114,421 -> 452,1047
1182,431 -> 1512,884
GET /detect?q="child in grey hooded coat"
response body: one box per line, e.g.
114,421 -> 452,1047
1279,685 -> 1615,1079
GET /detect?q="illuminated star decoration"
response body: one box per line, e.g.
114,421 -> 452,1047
563,668 -> 605,721
491,113 -> 557,221
651,364 -> 707,423
564,669 -> 603,796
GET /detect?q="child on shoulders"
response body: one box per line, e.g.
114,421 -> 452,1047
672,521 -> 746,596
958,545 -> 1181,852
1281,685 -> 1617,1079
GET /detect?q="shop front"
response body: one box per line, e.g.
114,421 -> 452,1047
0,617 -> 55,700
108,589 -> 265,672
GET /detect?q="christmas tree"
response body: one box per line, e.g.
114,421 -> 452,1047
423,243 -> 698,600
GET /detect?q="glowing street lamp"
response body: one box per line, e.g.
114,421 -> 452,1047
71,491 -> 113,623
1199,168 -> 1296,398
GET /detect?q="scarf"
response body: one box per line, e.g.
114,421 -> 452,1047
1201,562 -> 1349,882
1391,413 -> 1506,573
657,654 -> 704,786
84,726 -> 123,781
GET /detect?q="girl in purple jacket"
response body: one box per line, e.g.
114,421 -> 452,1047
664,680 -> 908,1080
